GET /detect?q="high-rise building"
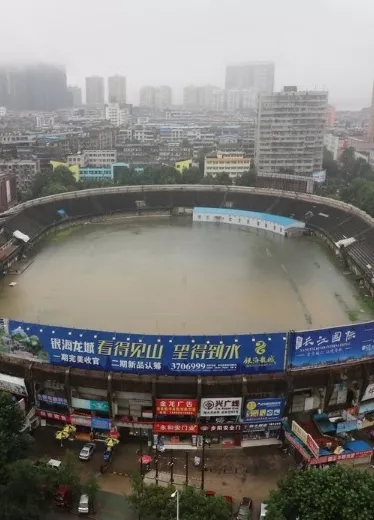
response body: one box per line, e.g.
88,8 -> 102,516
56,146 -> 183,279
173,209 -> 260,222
183,85 -> 224,110
68,85 -> 82,107
85,76 -> 105,105
368,82 -> 374,143
139,86 -> 172,109
225,89 -> 254,111
255,86 -> 328,177
0,64 -> 69,111
108,75 -> 127,103
225,62 -> 274,96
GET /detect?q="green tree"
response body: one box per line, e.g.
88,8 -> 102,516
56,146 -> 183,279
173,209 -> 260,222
0,392 -> 32,468
40,182 -> 69,197
340,146 -> 356,175
181,166 -> 203,184
236,170 -> 257,186
129,475 -> 231,520
58,450 -> 82,499
83,472 -> 100,513
265,465 -> 374,520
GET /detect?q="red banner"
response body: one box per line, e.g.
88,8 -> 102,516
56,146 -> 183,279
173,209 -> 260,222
36,409 -> 71,423
155,399 -> 198,416
309,450 -> 373,465
199,423 -> 242,433
153,422 -> 198,434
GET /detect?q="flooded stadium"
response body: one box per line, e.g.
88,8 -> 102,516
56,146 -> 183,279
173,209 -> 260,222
0,215 -> 370,334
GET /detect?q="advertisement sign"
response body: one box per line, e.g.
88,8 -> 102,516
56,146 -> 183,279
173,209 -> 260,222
71,397 -> 109,413
361,383 -> 374,402
155,399 -> 198,416
312,170 -> 326,183
0,373 -> 28,396
153,422 -> 198,434
289,321 -> 374,370
37,394 -> 68,406
70,414 -> 92,427
199,423 -> 242,434
91,417 -> 111,430
291,421 -> 319,458
243,398 -> 285,423
36,409 -> 70,422
359,401 -> 374,414
0,319 -> 286,376
200,397 -> 242,417
242,421 -> 281,433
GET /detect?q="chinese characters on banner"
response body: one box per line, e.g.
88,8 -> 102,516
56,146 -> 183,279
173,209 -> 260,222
2,319 -> 286,376
153,423 -> 198,434
199,397 -> 242,417
289,322 -> 374,370
242,398 -> 285,423
155,399 -> 198,415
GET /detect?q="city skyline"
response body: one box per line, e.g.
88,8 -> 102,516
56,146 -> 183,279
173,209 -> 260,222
0,0 -> 373,110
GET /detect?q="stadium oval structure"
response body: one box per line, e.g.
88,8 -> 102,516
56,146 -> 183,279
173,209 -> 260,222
1,184 -> 374,416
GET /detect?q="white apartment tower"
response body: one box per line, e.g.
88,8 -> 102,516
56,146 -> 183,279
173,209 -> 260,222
255,87 -> 328,177
108,75 -> 127,103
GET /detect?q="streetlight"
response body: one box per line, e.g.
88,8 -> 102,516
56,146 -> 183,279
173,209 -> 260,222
171,490 -> 179,520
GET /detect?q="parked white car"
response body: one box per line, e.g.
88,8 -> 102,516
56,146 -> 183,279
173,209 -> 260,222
79,443 -> 96,461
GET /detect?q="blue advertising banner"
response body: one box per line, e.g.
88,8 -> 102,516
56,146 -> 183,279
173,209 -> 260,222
1,319 -> 287,376
91,417 -> 111,430
242,398 -> 285,423
289,321 -> 374,371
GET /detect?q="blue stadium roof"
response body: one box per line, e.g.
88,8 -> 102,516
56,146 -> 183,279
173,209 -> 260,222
195,207 -> 302,227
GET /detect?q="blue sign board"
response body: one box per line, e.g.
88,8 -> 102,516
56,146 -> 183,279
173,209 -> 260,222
91,417 -> 111,430
336,420 -> 358,434
289,321 -> 374,370
3,319 -> 286,376
37,393 -> 68,406
242,398 -> 285,423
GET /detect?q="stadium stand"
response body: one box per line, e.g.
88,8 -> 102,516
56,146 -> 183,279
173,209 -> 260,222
0,186 -> 373,288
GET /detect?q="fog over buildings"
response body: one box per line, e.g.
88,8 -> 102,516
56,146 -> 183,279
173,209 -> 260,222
0,0 -> 373,108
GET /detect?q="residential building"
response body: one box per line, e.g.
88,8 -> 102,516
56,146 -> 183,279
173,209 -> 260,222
325,105 -> 336,127
0,64 -> 70,111
204,151 -> 251,180
369,149 -> 374,168
79,166 -> 113,181
0,172 -> 17,212
67,153 -> 87,168
85,76 -> 105,105
0,159 -> 40,191
35,114 -> 55,129
140,86 -> 172,109
324,133 -> 348,160
133,128 -> 156,143
105,103 -> 132,127
225,89 -> 254,111
0,107 -> 6,117
225,62 -> 274,95
68,86 -> 82,107
183,85 -> 224,111
369,81 -> 374,143
84,149 -> 117,167
175,159 -> 193,172
255,87 -> 328,177
108,76 -> 127,103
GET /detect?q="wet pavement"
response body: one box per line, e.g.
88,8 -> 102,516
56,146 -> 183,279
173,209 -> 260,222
33,426 -> 295,518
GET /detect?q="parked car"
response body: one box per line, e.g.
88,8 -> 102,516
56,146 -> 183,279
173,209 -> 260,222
77,493 -> 90,514
55,487 -> 72,508
205,490 -> 216,497
259,503 -> 267,519
79,443 -> 96,461
236,497 -> 252,520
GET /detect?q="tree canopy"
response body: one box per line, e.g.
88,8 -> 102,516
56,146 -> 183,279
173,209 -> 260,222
265,465 -> 374,520
129,475 -> 232,520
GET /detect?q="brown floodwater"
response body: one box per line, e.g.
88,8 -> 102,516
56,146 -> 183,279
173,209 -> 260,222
0,215 -> 369,335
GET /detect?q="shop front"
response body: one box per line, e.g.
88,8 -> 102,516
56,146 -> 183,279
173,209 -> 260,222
198,397 -> 242,447
241,397 -> 284,447
0,373 -> 38,430
154,399 -> 199,449
71,397 -> 111,440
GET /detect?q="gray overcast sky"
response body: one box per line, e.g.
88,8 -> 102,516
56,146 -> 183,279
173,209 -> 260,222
1,0 -> 373,108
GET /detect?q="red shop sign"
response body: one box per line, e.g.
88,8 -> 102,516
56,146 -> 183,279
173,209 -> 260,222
309,449 -> 373,465
156,399 -> 198,416
199,423 -> 242,434
36,409 -> 71,423
153,422 -> 198,434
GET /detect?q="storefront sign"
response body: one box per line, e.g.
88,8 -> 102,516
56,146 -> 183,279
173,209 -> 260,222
91,417 -> 111,430
37,394 -> 68,405
307,435 -> 320,458
289,321 -> 374,370
285,431 -> 310,460
155,399 -> 198,416
0,373 -> 28,396
200,397 -> 242,417
309,450 -> 373,465
153,422 -> 198,434
359,401 -> 374,414
70,414 -> 92,427
199,423 -> 242,434
361,383 -> 374,402
71,397 -> 109,412
291,421 -> 309,445
242,421 -> 281,432
243,398 -> 285,423
336,420 -> 358,433
1,318 -> 287,376
36,409 -> 70,422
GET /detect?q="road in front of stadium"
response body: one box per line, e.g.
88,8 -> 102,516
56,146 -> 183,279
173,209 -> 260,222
33,428 -> 295,519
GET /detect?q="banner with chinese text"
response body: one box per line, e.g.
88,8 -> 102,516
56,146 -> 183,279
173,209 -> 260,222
242,398 -> 285,423
0,319 -> 286,376
155,399 -> 198,415
289,321 -> 374,370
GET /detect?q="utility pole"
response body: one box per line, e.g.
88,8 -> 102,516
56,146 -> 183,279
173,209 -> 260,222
201,439 -> 205,491
185,452 -> 189,486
